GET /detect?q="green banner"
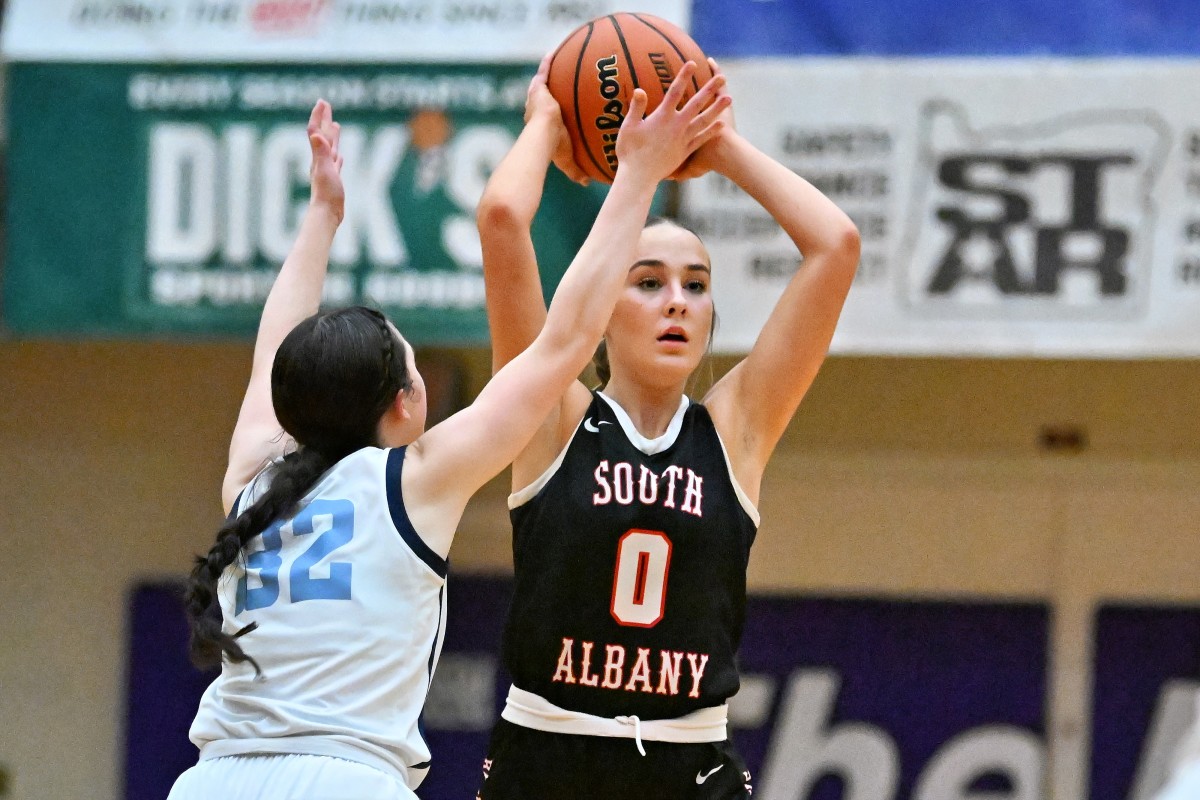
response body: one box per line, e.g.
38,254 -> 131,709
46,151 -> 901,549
4,62 -> 609,343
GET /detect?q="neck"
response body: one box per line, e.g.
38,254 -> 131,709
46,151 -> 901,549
600,376 -> 687,439
377,409 -> 422,449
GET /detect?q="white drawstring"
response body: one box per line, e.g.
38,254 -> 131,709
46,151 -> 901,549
615,715 -> 647,756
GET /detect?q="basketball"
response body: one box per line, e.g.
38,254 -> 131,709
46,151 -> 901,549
547,13 -> 715,183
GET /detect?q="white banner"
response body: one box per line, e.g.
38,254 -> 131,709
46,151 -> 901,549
0,0 -> 690,62
685,59 -> 1200,357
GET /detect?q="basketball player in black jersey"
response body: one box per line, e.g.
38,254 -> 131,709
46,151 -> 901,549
473,57 -> 860,800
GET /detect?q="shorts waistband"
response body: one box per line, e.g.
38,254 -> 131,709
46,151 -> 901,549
500,685 -> 728,754
198,737 -> 415,787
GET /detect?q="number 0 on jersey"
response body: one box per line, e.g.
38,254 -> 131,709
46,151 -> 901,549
610,529 -> 672,627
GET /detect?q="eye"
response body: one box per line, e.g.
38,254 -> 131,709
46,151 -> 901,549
686,279 -> 708,293
637,277 -> 662,290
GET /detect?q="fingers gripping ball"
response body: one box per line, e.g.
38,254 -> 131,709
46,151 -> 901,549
548,12 -> 714,184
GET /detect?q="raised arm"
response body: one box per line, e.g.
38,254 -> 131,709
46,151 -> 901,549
477,54 -> 587,373
221,100 -> 344,514
703,120 -> 861,499
405,67 -> 730,546
478,56 -> 614,488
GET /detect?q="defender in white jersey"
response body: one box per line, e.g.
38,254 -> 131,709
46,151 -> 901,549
170,77 -> 730,799
187,448 -> 448,788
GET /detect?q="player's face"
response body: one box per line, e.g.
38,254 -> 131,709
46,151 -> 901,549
606,223 -> 713,385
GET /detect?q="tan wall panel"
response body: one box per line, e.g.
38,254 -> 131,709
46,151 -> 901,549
1,342 -> 248,800
751,454 -> 1062,596
1063,482 -> 1200,599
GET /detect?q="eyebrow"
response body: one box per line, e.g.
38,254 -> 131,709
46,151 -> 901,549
629,259 -> 711,274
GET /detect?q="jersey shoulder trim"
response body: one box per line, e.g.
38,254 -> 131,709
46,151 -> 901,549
508,415 -> 586,510
385,447 -> 449,578
227,488 -> 246,522
711,423 -> 762,527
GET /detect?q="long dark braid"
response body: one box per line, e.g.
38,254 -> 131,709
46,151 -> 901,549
185,306 -> 410,673
185,448 -> 333,672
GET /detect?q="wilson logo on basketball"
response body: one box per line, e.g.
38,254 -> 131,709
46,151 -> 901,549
594,55 -> 626,173
547,12 -> 713,183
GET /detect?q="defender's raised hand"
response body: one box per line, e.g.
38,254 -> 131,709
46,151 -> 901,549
613,61 -> 731,183
306,99 -> 345,222
670,58 -> 736,182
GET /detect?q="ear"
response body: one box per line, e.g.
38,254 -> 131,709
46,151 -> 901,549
390,388 -> 412,424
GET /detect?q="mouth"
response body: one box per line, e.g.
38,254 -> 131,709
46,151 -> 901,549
657,326 -> 689,343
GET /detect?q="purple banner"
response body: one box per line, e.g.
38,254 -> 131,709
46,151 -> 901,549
1091,604 -> 1200,800
125,579 -> 1050,800
734,597 -> 1047,800
122,584 -> 218,800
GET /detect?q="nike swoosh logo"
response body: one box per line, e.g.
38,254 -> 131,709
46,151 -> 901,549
696,764 -> 724,784
582,418 -> 612,433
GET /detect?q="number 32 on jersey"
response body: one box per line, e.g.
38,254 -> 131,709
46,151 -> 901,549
237,498 -> 355,612
611,529 -> 672,627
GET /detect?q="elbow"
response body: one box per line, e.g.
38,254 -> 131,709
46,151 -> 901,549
829,218 -> 861,274
476,194 -> 530,233
839,220 -> 862,262
798,213 -> 860,272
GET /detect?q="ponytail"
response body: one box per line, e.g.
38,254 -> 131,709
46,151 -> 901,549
184,447 -> 334,673
592,339 -> 611,389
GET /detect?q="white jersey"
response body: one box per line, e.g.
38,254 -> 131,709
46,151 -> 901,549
189,446 -> 448,790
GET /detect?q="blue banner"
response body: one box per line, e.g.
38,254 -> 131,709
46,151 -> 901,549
123,585 -> 218,800
691,0 -> 1200,57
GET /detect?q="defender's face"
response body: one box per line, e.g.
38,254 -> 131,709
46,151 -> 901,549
402,336 -> 427,432
388,325 -> 427,440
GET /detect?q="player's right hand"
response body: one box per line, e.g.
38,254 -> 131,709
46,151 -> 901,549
307,99 -> 345,223
526,52 -> 590,186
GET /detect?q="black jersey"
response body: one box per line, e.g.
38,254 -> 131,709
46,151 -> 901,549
502,391 -> 760,720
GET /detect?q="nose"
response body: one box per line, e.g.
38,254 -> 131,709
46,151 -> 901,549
665,282 -> 688,317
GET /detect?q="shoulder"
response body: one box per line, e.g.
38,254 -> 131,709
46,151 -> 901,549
693,386 -> 769,504
343,445 -> 390,468
686,395 -> 710,417
334,446 -> 394,492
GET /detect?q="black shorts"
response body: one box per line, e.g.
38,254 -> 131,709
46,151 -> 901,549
475,718 -> 753,800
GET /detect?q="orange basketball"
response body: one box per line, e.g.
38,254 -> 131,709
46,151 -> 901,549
547,12 -> 714,184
